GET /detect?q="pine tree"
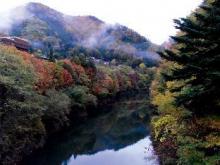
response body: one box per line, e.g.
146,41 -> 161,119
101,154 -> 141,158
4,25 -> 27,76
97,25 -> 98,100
159,0 -> 220,113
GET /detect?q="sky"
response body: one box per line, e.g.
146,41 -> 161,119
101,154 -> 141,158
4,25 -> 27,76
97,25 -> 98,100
0,0 -> 203,44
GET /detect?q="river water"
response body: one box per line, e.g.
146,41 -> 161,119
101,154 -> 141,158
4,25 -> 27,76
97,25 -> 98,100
23,97 -> 159,165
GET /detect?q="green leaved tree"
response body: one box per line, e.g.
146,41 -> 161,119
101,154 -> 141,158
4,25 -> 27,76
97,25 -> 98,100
159,0 -> 220,114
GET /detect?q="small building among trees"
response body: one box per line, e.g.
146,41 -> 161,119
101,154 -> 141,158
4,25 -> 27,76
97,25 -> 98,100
0,37 -> 30,52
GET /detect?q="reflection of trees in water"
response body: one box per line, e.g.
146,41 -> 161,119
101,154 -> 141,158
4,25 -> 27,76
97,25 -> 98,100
23,100 -> 151,165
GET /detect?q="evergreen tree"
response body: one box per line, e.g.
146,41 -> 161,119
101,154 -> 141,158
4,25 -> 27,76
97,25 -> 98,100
159,0 -> 220,113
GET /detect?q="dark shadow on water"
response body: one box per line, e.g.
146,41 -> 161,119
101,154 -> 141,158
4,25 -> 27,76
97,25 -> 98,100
22,97 -> 158,165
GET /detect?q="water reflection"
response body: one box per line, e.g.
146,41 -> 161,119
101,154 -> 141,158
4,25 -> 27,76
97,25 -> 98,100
63,137 -> 158,165
23,99 -> 159,165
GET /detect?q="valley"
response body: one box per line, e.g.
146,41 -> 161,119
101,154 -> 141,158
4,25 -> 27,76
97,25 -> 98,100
0,1 -> 220,165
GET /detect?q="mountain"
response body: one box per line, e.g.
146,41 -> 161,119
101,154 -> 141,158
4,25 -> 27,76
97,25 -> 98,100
1,2 -> 160,66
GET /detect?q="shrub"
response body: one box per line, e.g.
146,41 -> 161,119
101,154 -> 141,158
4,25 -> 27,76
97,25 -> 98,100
42,89 -> 71,132
64,86 -> 97,110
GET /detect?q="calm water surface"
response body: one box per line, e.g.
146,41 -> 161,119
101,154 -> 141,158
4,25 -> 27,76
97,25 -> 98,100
23,98 -> 159,165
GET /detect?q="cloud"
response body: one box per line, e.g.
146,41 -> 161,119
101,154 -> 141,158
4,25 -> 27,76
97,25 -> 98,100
0,5 -> 33,33
80,24 -> 115,48
0,0 -> 203,44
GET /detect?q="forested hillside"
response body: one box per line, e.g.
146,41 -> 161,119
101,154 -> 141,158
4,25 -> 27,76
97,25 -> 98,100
1,0 -> 220,164
0,2 -> 162,164
0,44 -> 154,164
150,0 -> 220,164
0,2 -> 160,67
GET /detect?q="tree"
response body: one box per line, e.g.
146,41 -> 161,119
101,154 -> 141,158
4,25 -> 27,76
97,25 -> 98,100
159,0 -> 220,113
46,43 -> 55,62
139,62 -> 146,69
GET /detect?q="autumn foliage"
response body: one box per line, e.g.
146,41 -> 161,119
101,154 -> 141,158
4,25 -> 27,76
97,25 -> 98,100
0,43 -> 152,165
0,45 -> 150,96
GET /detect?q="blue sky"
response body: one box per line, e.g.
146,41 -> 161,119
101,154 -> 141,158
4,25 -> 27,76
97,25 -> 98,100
0,0 -> 203,44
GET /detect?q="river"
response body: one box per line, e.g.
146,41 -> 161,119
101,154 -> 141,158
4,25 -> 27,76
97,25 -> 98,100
22,96 -> 159,165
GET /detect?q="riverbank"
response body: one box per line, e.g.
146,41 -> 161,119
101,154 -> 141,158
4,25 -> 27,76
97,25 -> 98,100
0,45 -> 155,165
21,95 -> 159,165
1,88 -> 151,165
151,107 -> 220,165
149,67 -> 220,165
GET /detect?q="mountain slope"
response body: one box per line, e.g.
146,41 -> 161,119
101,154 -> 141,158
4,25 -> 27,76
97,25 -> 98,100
1,2 -> 159,65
